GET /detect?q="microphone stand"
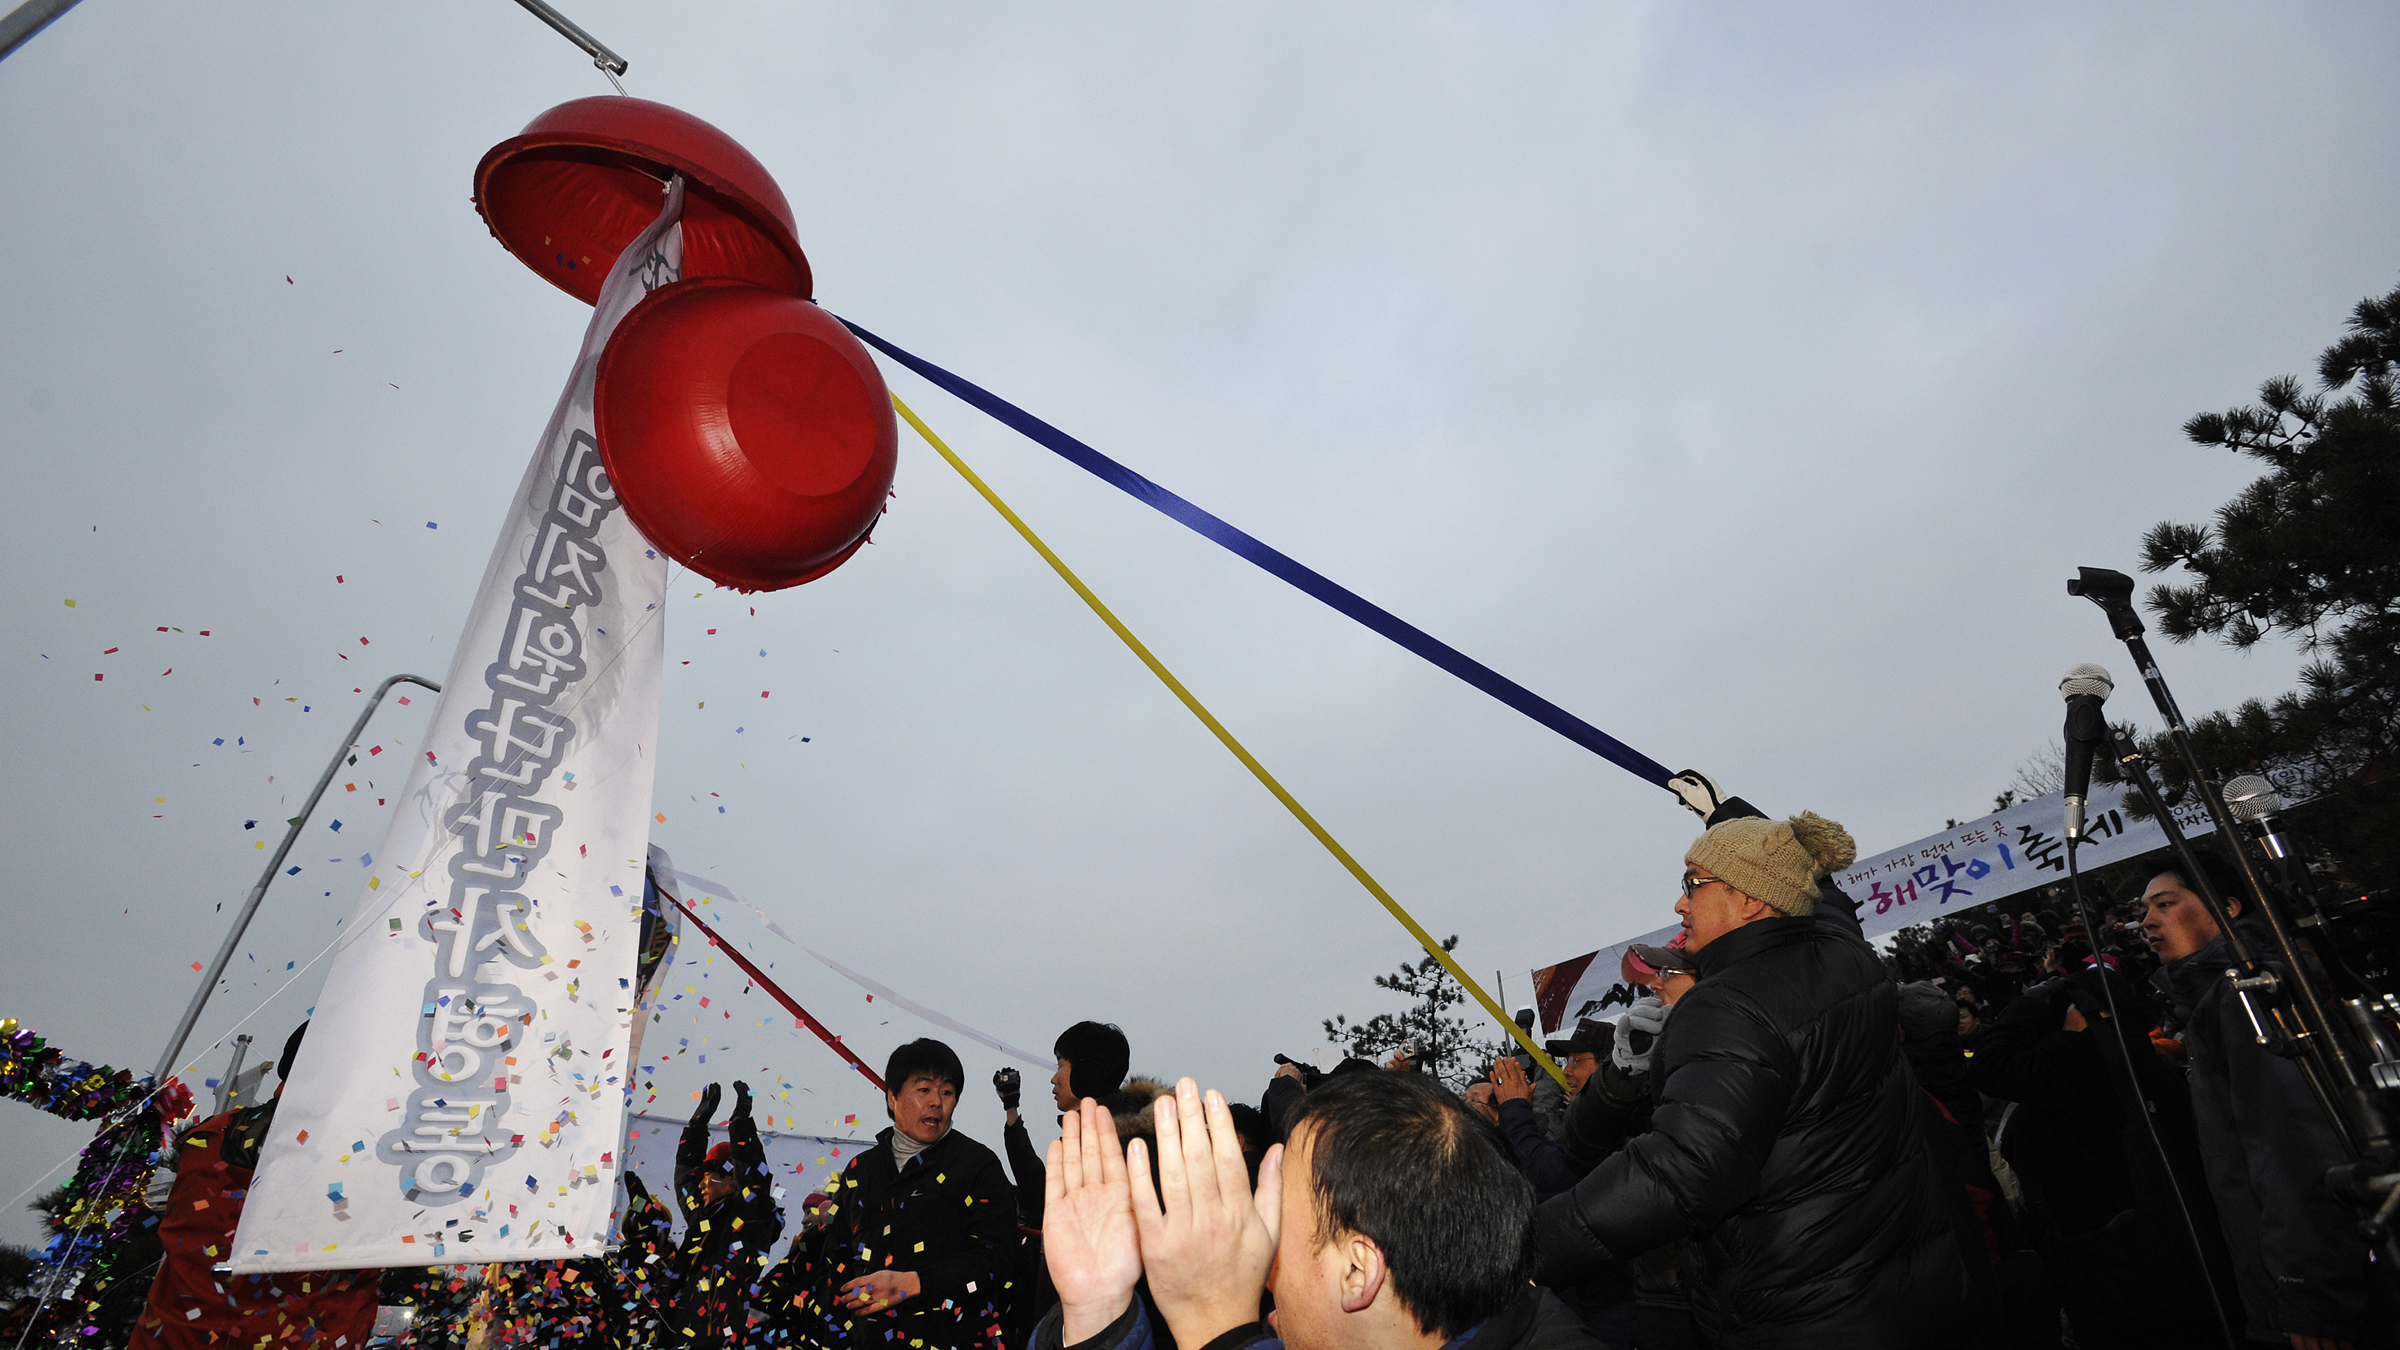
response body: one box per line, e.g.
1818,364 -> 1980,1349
2069,567 -> 2400,1259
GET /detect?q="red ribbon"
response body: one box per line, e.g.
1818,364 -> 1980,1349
660,892 -> 885,1092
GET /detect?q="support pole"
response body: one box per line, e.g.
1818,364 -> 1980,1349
508,0 -> 627,76
151,673 -> 440,1082
0,0 -> 83,65
212,1034 -> 251,1116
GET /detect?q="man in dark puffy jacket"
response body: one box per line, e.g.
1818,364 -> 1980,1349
1534,812 -> 1974,1348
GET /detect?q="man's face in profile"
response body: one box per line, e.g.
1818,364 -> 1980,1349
1266,1123 -> 1391,1350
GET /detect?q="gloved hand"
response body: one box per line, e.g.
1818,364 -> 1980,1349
620,1171 -> 665,1238
1666,770 -> 1728,822
1612,995 -> 1672,1075
690,1082 -> 722,1128
993,1067 -> 1021,1112
731,1080 -> 753,1121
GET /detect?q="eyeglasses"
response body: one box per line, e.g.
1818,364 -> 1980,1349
1681,872 -> 1726,898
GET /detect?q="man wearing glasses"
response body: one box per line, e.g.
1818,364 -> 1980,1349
1533,811 -> 1975,1346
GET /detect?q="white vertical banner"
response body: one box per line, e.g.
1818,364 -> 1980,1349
231,182 -> 688,1272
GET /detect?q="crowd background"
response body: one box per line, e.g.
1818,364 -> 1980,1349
7,793 -> 2394,1350
4,283 -> 2398,1350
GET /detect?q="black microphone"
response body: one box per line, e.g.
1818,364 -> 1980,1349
2060,663 -> 2114,842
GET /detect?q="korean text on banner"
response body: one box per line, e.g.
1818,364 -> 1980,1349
231,183 -> 687,1272
1531,783 -> 2220,1032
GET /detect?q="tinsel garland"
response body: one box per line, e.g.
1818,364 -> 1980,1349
0,1018 -> 194,1348
0,1017 -> 161,1120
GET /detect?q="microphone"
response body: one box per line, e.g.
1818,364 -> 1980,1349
2223,774 -> 2289,859
2060,663 -> 2114,842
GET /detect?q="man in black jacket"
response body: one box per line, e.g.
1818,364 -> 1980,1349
1535,811 -> 1973,1348
2144,859 -> 2391,1349
998,1022 -> 1129,1344
769,1038 -> 1017,1350
1001,1021 -> 1130,1227
1033,1072 -> 1599,1350
1965,968 -> 2230,1350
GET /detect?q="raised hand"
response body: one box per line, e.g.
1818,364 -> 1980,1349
1614,996 -> 1672,1074
1044,1097 -> 1143,1342
1666,769 -> 1727,822
1490,1055 -> 1534,1104
731,1080 -> 754,1121
689,1081 -> 722,1127
1130,1079 -> 1284,1350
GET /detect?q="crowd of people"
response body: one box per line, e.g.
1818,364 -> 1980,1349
86,782 -> 2400,1350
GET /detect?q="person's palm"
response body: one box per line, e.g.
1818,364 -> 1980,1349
1131,1080 -> 1283,1350
1045,1101 -> 1143,1339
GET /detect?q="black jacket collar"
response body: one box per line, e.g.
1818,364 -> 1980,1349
1692,914 -> 1814,979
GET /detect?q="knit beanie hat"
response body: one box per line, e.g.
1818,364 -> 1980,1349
1684,812 -> 1857,917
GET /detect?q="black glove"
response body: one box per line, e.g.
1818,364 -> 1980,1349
731,1080 -> 753,1121
993,1067 -> 1021,1112
690,1082 -> 722,1128
621,1172 -> 662,1237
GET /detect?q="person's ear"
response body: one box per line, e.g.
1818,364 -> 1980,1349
1338,1233 -> 1388,1315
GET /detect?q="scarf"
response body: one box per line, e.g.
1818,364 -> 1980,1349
890,1126 -> 946,1169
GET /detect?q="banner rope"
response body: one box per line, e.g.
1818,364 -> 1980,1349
846,318 -> 1673,791
892,393 -> 1568,1086
658,891 -> 885,1092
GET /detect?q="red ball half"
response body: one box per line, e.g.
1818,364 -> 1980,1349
476,97 -> 811,305
595,279 -> 896,591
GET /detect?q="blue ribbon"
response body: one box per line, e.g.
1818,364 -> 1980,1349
839,318 -> 1673,790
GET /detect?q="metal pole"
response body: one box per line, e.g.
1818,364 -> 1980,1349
508,0 -> 627,75
151,672 -> 440,1082
0,0 -> 83,64
212,1034 -> 251,1116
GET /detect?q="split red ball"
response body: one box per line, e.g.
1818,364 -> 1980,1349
595,279 -> 896,592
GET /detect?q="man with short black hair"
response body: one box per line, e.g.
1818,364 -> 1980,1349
2144,858 -> 2391,1350
1036,1071 -> 1598,1350
1001,1020 -> 1131,1225
767,1039 -> 1016,1350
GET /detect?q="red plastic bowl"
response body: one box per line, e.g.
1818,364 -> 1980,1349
595,278 -> 896,591
476,97 -> 811,305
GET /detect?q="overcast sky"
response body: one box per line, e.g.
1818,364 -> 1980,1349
3,2 -> 2394,1245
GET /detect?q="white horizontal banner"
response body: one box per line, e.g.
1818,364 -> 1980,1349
1534,783 -> 2219,1033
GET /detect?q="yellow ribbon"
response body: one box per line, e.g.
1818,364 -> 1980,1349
891,393 -> 1568,1087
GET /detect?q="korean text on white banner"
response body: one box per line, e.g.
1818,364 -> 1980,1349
1531,783 -> 2219,1032
231,183 -> 687,1272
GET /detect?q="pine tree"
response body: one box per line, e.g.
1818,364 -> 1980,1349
2118,282 -> 2400,880
1323,935 -> 1505,1091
